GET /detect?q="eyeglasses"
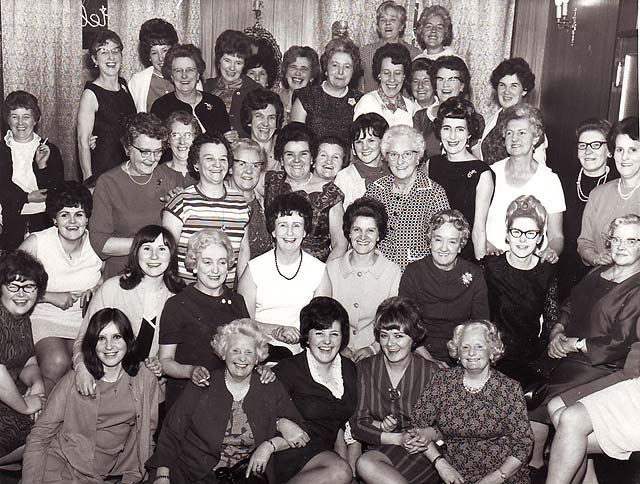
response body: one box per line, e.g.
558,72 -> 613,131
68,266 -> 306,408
5,282 -> 38,294
387,150 -> 418,162
235,159 -> 264,170
608,236 -> 640,247
508,228 -> 540,239
96,47 -> 122,56
131,145 -> 164,159
577,141 -> 606,151
171,67 -> 198,76
170,132 -> 195,141
436,76 -> 461,84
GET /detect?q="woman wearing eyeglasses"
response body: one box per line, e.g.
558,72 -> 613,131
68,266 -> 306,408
89,113 -> 184,280
155,111 -> 201,187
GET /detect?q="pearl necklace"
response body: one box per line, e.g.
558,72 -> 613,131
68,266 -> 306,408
224,371 -> 250,401
463,372 -> 490,394
125,161 -> 153,186
275,249 -> 303,280
617,178 -> 640,201
576,166 -> 609,202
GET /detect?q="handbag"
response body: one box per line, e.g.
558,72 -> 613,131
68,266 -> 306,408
211,458 -> 269,484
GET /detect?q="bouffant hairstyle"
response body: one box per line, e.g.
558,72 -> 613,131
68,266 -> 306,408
281,45 -> 321,89
121,112 -> 168,149
120,225 -> 184,294
500,103 -> 545,143
212,318 -> 270,363
607,116 -> 639,153
187,132 -> 234,181
351,113 -> 389,147
373,296 -> 426,348
372,43 -> 412,85
575,118 -> 611,141
376,1 -> 408,37
3,90 -> 42,124
320,38 -> 362,89
417,5 -> 454,49
161,43 -> 207,81
82,308 -> 140,380
447,320 -> 505,363
214,30 -> 252,69
430,55 -> 471,97
274,122 -> 319,162
245,54 -> 278,89
427,209 -> 471,249
505,195 -> 547,232
265,192 -> 314,236
299,296 -> 350,352
433,96 -> 481,142
46,181 -> 93,220
165,110 -> 202,137
490,57 -> 535,94
317,134 -> 350,168
185,229 -> 234,272
89,29 -> 124,58
138,18 -> 178,67
240,88 -> 285,134
380,125 -> 425,159
0,250 -> 48,300
343,197 -> 388,241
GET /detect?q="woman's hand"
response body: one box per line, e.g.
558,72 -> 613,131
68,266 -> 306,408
255,365 -> 276,384
475,471 -> 507,484
79,288 -> 95,311
145,356 -> 163,378
45,291 -> 80,310
246,441 -> 273,477
277,418 -> 310,448
21,393 -> 46,416
190,366 -> 210,387
224,129 -> 240,144
377,414 -> 399,432
485,241 -> 504,256
548,331 -> 570,359
434,459 -> 465,484
351,346 -> 377,362
401,431 -> 430,454
592,250 -> 613,266
538,247 -> 559,264
272,326 -> 300,344
75,364 -> 96,398
159,186 -> 184,203
28,189 -> 47,203
34,142 -> 51,169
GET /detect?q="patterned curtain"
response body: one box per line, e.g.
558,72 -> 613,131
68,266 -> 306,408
319,0 -> 515,116
1,0 -> 83,179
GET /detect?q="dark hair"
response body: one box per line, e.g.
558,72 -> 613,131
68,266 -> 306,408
165,110 -> 203,137
120,225 -> 184,293
81,308 -> 139,380
240,88 -> 285,134
138,18 -> 178,68
433,96 -> 481,141
416,5 -> 454,49
299,296 -> 350,352
430,55 -> 471,97
372,43 -> 412,86
412,57 -> 434,76
351,113 -> 389,147
46,181 -> 93,220
162,43 -> 206,82
376,1 -> 408,38
0,250 -> 48,301
214,30 -> 252,70
373,296 -> 426,348
282,46 -> 321,89
343,197 -> 388,240
265,192 -> 313,235
3,90 -> 41,124
318,134 -> 350,168
575,118 -> 611,141
607,117 -> 639,153
274,122 -> 319,162
187,131 -> 233,181
89,29 -> 124,57
320,38 -> 362,89
489,57 -> 535,94
121,112 -> 168,149
245,54 -> 278,88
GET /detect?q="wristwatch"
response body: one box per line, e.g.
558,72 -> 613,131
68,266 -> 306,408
575,338 -> 586,352
497,468 -> 507,481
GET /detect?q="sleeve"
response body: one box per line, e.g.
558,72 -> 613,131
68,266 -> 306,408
500,378 -> 534,464
389,265 -> 401,297
34,143 -> 65,190
163,191 -> 185,220
410,369 -> 444,428
470,266 -> 490,320
158,296 -> 184,345
542,273 -> 560,342
149,96 -> 167,120
22,374 -> 72,484
577,192 -> 599,262
273,379 -> 304,424
349,360 -> 383,445
88,175 -> 115,259
236,294 -> 250,319
0,148 -> 28,212
353,94 -> 376,121
544,173 -> 566,213
204,94 -> 231,135
398,263 -> 419,300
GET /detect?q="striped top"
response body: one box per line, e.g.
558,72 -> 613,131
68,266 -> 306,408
164,184 -> 250,286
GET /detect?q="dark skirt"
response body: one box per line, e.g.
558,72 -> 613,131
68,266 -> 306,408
376,444 -> 440,484
272,439 -> 333,483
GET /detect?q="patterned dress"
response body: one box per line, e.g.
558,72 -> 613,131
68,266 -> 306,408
412,368 -> 534,483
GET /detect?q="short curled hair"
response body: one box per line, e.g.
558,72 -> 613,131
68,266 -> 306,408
430,55 -> 471,97
187,132 -> 233,181
240,88 -> 285,135
447,320 -> 505,363
320,38 -> 362,89
373,296 -> 426,348
607,116 -> 639,153
46,181 -> 93,220
245,54 -> 278,89
417,5 -> 454,49
274,122 -> 319,162
412,57 -> 434,76
165,110 -> 203,138
606,213 -> 640,244
138,18 -> 178,67
212,318 -> 270,363
299,296 -> 350,352
281,46 -> 321,89
318,134 -> 350,168
489,57 -> 535,94
433,96 -> 481,141
505,195 -> 547,232
351,113 -> 389,147
343,197 -> 388,241
575,118 -> 611,141
82,308 -> 139,380
185,229 -> 234,272
214,30 -> 252,70
381,125 -> 425,160
3,90 -> 42,124
372,43 -> 412,86
121,112 -> 168,149
501,103 -> 545,143
376,1 -> 408,38
0,250 -> 48,300
428,209 -> 471,249
265,192 -> 314,236
162,43 -> 207,81
89,29 -> 124,58
232,138 -> 267,168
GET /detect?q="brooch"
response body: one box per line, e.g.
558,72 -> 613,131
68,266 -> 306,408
467,169 -> 477,178
461,272 -> 473,287
204,102 -> 213,111
347,98 -> 356,106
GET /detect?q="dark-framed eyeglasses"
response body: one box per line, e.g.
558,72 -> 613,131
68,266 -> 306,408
131,145 -> 164,159
577,141 -> 606,151
508,228 -> 540,239
5,282 -> 38,294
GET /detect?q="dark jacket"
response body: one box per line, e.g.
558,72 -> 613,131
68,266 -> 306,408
203,75 -> 261,137
150,91 -> 230,136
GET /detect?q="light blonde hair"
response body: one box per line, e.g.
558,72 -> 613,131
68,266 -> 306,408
212,318 -> 270,363
185,229 -> 234,271
447,320 -> 505,363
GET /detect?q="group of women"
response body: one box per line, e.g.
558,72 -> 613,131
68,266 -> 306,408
0,2 -> 639,484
